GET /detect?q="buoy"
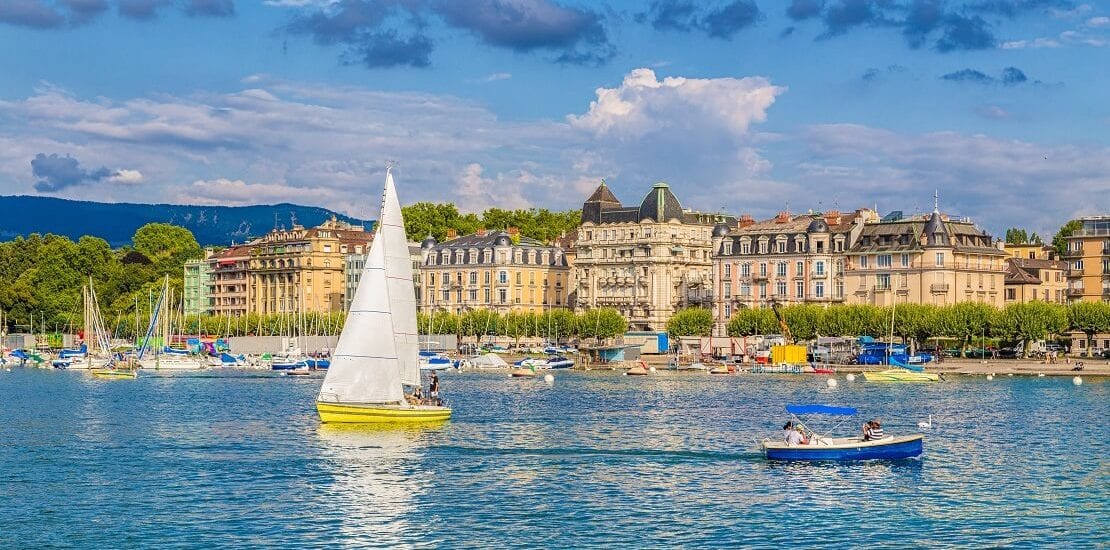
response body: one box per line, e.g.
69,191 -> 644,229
826,378 -> 838,388
918,415 -> 932,429
1007,373 -> 1013,377
1037,373 -> 1045,377
544,374 -> 554,383
648,366 -> 656,373
986,374 -> 994,381
845,373 -> 856,382
1073,376 -> 1082,386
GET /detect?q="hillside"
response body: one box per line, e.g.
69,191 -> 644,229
0,196 -> 371,246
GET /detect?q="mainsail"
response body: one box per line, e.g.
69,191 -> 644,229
380,171 -> 421,386
317,218 -> 404,404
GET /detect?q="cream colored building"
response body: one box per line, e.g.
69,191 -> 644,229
1004,258 -> 1069,304
206,244 -> 251,316
1063,216 -> 1110,303
710,209 -> 878,335
419,228 -> 570,314
1005,242 -> 1055,261
575,181 -> 733,331
248,217 -> 372,314
845,209 -> 1007,307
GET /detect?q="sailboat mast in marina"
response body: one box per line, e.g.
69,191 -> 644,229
315,168 -> 451,423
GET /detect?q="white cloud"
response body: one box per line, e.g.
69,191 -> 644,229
1086,16 -> 1109,28
107,169 -> 144,185
483,72 -> 512,82
568,68 -> 784,139
178,178 -> 340,206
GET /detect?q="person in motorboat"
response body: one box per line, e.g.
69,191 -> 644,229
782,421 -> 794,442
864,420 -> 885,441
784,423 -> 808,446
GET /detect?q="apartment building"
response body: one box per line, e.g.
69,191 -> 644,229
1063,216 -> 1110,303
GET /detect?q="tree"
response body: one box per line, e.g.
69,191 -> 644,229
576,308 -> 627,342
666,307 -> 714,338
727,308 -> 776,337
781,304 -> 823,341
999,302 -> 1068,357
1068,302 -> 1110,357
1052,219 -> 1082,257
1004,228 -> 1029,245
937,302 -> 999,357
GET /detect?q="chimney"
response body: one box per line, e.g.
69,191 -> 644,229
775,211 -> 790,223
737,214 -> 755,228
476,227 -> 487,236
824,210 -> 841,226
507,227 -> 520,237
446,228 -> 457,239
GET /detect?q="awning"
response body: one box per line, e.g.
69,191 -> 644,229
786,404 -> 857,416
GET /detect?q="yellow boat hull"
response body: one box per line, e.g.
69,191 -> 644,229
863,369 -> 939,382
316,401 -> 452,424
91,369 -> 137,380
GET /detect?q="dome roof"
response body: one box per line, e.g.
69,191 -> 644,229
806,218 -> 830,233
712,222 -> 730,237
421,235 -> 437,249
923,210 -> 949,246
638,182 -> 684,222
494,234 -> 512,246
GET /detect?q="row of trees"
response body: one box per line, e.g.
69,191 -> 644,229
402,203 -> 580,243
661,301 -> 1110,357
417,308 -> 627,342
0,224 -> 202,334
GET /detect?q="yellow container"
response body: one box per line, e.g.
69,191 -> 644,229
771,345 -> 807,365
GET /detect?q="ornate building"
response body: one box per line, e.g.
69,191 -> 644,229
575,181 -> 733,331
844,207 -> 1007,307
248,217 -> 372,314
418,228 -> 570,314
1004,257 -> 1069,304
206,244 -> 251,316
711,209 -> 878,335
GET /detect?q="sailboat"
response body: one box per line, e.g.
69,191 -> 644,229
863,299 -> 939,383
88,281 -> 137,379
315,169 -> 451,423
138,277 -> 206,371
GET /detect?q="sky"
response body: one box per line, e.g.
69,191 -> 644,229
0,0 -> 1108,237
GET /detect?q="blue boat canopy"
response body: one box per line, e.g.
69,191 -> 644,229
786,404 -> 857,416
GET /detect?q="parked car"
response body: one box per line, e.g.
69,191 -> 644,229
996,347 -> 1020,359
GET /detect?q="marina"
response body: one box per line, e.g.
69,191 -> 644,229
0,367 -> 1104,547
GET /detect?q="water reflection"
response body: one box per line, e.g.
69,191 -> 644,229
315,424 -> 443,548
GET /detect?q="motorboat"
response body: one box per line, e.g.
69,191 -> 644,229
419,350 -> 453,371
863,365 -> 939,382
762,404 -> 923,461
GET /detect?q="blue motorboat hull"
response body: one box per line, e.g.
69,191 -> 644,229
306,358 -> 330,369
765,436 -> 923,461
272,361 -> 308,371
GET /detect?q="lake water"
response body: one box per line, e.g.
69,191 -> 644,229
1,368 -> 1106,548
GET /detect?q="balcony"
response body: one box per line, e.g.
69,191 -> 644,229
930,283 -> 950,293
753,273 -> 768,281
811,270 -> 828,278
1066,288 -> 1085,297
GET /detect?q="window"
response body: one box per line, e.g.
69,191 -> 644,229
815,261 -> 825,276
776,241 -> 786,253
724,304 -> 732,319
723,284 -> 731,298
1005,288 -> 1016,300
724,263 -> 731,277
816,241 -> 825,253
498,271 -> 508,283
498,289 -> 507,303
724,242 -> 733,255
741,242 -> 751,254
484,271 -> 491,284
815,281 -> 825,298
759,282 -> 767,298
936,253 -> 945,267
860,256 -> 868,268
441,289 -> 450,301
795,262 -> 804,276
776,281 -> 787,296
901,253 -> 909,268
441,272 -> 450,284
876,274 -> 891,290
484,289 -> 491,302
795,281 -> 804,297
759,263 -> 767,277
741,263 -> 751,277
469,271 -> 477,284
877,255 -> 892,268
776,262 -> 787,277
468,289 -> 477,301
1073,260 -> 1083,271
835,280 -> 844,298
323,244 -> 332,253
741,283 -> 751,296
759,241 -> 768,254
516,272 -> 522,284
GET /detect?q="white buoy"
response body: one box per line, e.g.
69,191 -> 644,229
845,373 -> 856,382
1073,376 -> 1082,386
1037,373 -> 1045,377
986,374 -> 994,381
1007,373 -> 1013,377
918,415 -> 932,429
826,378 -> 838,388
544,374 -> 554,383
648,366 -> 656,373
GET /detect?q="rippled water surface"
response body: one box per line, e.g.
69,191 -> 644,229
1,368 -> 1106,548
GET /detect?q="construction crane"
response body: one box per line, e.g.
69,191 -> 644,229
770,300 -> 793,343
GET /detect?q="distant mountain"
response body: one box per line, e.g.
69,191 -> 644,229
0,196 -> 372,247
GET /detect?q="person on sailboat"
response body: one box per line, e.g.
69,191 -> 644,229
429,371 -> 441,405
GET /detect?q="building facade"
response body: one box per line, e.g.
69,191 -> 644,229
345,243 -> 423,310
419,229 -> 570,314
206,245 -> 251,316
1063,216 -> 1110,303
248,218 -> 372,315
574,181 -> 733,331
1005,242 -> 1056,261
182,253 -> 212,316
844,209 -> 1007,307
1004,257 -> 1069,304
711,209 -> 878,335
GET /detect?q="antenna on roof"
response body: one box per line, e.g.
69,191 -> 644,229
385,159 -> 397,174
934,189 -> 939,213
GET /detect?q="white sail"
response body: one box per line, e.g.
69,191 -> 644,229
380,170 -> 421,387
317,233 -> 404,404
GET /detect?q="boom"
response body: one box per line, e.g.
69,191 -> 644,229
770,300 -> 793,343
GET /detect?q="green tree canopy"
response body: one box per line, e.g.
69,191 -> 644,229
666,307 -> 714,338
1052,219 -> 1082,257
576,308 -> 627,341
1068,302 -> 1110,357
403,203 -> 580,243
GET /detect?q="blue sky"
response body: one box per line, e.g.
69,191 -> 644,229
0,0 -> 1108,236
